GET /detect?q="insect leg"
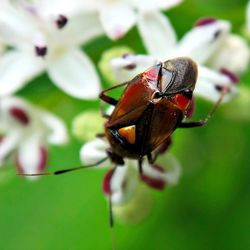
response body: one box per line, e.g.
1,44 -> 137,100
138,158 -> 143,175
99,81 -> 130,119
147,153 -> 154,164
178,85 -> 230,128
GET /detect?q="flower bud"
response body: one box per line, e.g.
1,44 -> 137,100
98,46 -> 134,85
113,184 -> 154,224
72,111 -> 105,141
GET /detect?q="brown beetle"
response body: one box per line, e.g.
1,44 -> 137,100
102,57 -> 197,168
22,57 -> 227,176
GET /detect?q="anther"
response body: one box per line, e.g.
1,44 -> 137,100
35,46 -> 47,57
56,14 -> 68,29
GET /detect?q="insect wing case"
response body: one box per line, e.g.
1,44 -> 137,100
105,58 -> 198,159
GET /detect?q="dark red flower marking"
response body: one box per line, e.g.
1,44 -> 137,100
102,169 -> 114,195
195,17 -> 217,27
9,107 -> 30,125
220,68 -> 239,84
141,164 -> 166,190
141,175 -> 165,190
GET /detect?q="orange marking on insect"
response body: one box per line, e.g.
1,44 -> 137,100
175,94 -> 190,110
118,125 -> 136,144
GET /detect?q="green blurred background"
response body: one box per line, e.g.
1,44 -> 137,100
0,0 -> 250,249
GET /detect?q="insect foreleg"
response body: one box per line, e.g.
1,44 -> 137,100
99,82 -> 130,118
178,85 -> 230,128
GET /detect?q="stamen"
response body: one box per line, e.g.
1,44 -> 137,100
124,64 -> 136,70
35,45 -> 47,57
195,17 -> 217,27
9,107 -> 30,125
56,14 -> 68,29
214,30 -> 222,39
122,53 -> 133,59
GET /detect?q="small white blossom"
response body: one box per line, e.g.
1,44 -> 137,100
0,0 -> 103,99
81,0 -> 182,40
80,138 -> 181,205
0,96 -> 68,178
207,34 -> 250,75
110,18 -> 248,102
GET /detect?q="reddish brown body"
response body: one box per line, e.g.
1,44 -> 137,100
104,57 -> 198,159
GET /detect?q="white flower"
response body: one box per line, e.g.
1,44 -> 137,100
0,96 -> 68,178
110,18 -> 248,102
80,138 -> 181,205
0,0 -> 103,99
81,0 -> 182,40
207,34 -> 250,75
0,37 -> 5,56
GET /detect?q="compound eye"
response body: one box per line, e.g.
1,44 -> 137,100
174,90 -> 192,110
118,125 -> 136,144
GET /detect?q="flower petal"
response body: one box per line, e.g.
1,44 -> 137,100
0,51 -> 44,96
63,11 -> 104,45
111,54 -> 158,83
39,110 -> 69,145
99,3 -> 136,40
137,11 -> 176,60
195,66 -> 237,102
0,131 -> 21,166
208,34 -> 250,75
80,138 -> 108,167
16,136 -> 48,179
29,0 -> 86,17
106,165 -> 138,205
175,19 -> 231,64
132,0 -> 183,11
141,154 -> 181,189
155,0 -> 183,10
47,49 -> 100,99
0,1 -> 37,47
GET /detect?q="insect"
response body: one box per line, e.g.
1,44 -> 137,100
21,57 -> 228,225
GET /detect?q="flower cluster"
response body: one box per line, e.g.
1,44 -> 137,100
0,0 -> 103,99
0,96 -> 68,178
79,137 -> 181,223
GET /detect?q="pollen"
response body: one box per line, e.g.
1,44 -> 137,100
118,125 -> 136,144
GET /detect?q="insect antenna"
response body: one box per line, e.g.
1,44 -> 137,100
17,156 -> 109,176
